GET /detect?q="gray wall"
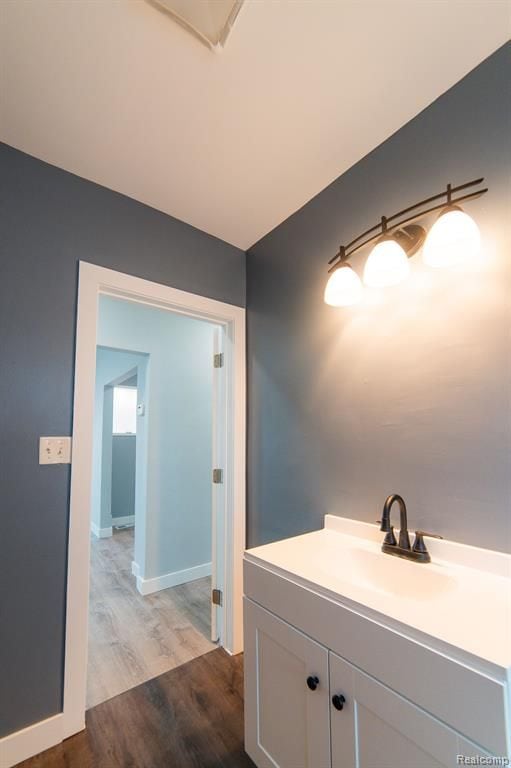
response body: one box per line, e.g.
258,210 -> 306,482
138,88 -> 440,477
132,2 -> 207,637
0,145 -> 245,737
92,348 -> 147,532
111,375 -> 137,523
111,435 -> 136,520
247,44 -> 510,553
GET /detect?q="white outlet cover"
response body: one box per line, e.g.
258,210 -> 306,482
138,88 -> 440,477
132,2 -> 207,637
39,436 -> 72,465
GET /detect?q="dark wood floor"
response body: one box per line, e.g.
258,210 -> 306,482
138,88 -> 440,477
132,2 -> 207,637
18,649 -> 256,768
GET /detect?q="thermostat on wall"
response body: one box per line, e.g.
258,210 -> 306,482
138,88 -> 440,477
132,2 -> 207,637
137,403 -> 145,416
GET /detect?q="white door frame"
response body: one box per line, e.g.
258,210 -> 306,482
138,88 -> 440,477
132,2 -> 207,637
63,261 -> 246,739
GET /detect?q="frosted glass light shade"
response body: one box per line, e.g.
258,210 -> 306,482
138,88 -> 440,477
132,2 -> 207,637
423,208 -> 481,268
324,264 -> 362,306
363,238 -> 410,288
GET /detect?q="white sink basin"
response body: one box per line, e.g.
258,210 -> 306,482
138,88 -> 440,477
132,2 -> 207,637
326,545 -> 457,600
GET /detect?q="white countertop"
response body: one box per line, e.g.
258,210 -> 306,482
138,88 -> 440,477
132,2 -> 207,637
245,515 -> 511,674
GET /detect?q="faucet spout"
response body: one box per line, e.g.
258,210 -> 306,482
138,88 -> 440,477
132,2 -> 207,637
382,494 -> 411,550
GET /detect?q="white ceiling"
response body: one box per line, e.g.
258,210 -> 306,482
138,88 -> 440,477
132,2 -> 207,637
0,1 -> 508,250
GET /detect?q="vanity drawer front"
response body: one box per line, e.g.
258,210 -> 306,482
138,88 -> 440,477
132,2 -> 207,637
244,559 -> 509,756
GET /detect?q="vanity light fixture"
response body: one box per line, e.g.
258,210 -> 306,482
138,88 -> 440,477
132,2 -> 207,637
325,178 -> 487,306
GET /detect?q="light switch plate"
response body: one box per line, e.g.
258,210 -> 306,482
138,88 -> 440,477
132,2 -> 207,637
39,437 -> 72,465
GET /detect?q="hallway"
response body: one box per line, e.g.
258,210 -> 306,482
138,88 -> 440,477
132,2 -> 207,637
88,527 -> 215,708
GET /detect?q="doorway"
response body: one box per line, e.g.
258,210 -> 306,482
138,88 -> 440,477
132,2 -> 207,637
63,263 -> 245,739
87,297 -> 220,707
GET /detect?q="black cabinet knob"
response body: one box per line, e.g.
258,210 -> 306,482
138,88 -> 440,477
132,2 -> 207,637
306,676 -> 319,691
332,694 -> 346,711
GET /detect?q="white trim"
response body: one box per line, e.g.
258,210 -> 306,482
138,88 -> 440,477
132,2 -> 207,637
90,522 -> 113,538
112,515 -> 135,528
0,714 -> 63,768
62,262 -> 246,741
131,560 -> 140,577
135,562 -> 212,595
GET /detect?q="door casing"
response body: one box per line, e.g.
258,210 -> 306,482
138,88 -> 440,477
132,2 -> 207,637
63,262 -> 246,739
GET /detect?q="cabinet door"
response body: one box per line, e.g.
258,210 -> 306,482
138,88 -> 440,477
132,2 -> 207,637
244,598 -> 331,768
330,652 -> 459,768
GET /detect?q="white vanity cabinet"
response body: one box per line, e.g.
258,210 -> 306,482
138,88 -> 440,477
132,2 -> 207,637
245,597 -> 460,768
243,519 -> 510,768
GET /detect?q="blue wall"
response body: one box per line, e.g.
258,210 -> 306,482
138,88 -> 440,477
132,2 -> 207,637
0,144 -> 245,738
246,44 -> 510,553
97,296 -> 215,582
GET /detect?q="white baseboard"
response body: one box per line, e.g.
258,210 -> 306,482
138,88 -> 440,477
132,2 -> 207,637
112,515 -> 135,527
131,560 -> 140,578
136,562 -> 211,596
0,713 -> 63,768
90,522 -> 112,538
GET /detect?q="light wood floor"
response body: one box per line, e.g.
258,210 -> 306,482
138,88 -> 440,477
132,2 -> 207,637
87,527 -> 216,708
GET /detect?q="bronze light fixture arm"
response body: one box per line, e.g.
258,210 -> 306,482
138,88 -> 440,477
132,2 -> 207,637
327,178 -> 488,273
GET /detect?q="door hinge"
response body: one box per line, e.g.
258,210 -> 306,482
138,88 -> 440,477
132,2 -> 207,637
212,588 -> 223,606
213,353 -> 224,369
212,468 -> 223,484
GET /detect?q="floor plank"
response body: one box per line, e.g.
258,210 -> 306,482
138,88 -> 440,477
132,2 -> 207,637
88,527 -> 216,708
17,649 -> 255,768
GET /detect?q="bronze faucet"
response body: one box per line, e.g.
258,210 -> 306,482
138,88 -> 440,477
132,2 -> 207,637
379,494 -> 442,564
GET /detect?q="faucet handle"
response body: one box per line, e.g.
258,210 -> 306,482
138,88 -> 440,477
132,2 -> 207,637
383,526 -> 397,547
377,521 -> 397,546
415,530 -> 443,539
413,530 -> 443,554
